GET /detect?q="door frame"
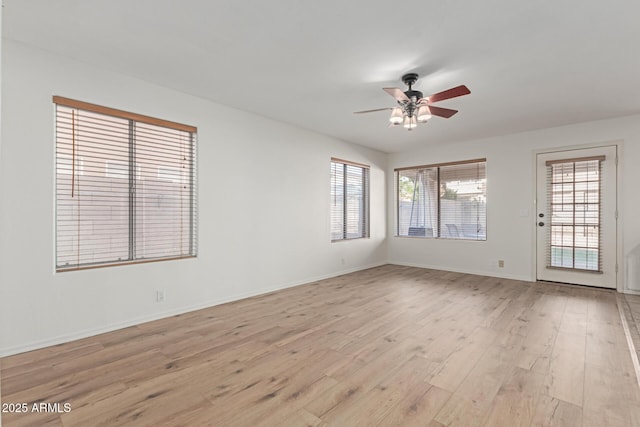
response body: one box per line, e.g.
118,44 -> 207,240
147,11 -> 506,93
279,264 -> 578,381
532,141 -> 623,292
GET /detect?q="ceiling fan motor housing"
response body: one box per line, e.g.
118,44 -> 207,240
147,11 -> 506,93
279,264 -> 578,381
404,90 -> 424,100
401,73 -> 422,101
401,73 -> 423,113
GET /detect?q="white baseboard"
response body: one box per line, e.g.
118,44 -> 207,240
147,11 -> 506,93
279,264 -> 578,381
0,262 -> 387,358
387,260 -> 533,282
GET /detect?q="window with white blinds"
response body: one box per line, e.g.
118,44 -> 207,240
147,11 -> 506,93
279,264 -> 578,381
396,159 -> 486,240
54,97 -> 197,271
330,158 -> 369,241
546,157 -> 603,271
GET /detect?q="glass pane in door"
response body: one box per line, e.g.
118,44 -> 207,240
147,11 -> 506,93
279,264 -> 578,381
548,159 -> 601,271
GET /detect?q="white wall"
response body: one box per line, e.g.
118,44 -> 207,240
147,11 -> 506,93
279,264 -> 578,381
0,7 -> 4,424
387,116 -> 640,290
0,40 -> 388,356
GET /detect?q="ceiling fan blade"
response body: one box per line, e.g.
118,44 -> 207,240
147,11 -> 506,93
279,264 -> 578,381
353,107 -> 393,114
428,105 -> 459,118
426,85 -> 471,103
383,87 -> 410,102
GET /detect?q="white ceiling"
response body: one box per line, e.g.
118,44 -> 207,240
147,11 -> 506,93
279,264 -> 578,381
4,1 -> 640,153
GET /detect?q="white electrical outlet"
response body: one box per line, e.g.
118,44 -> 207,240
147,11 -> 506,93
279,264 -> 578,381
498,260 -> 505,268
156,290 -> 165,302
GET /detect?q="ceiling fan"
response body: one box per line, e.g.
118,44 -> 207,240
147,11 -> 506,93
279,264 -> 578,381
354,73 -> 470,130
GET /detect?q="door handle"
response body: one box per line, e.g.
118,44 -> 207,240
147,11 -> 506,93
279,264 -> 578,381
538,222 -> 545,227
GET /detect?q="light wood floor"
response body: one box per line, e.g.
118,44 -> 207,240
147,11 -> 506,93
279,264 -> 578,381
621,294 -> 640,372
2,265 -> 640,426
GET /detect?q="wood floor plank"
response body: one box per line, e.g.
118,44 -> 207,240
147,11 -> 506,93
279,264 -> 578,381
428,327 -> 497,392
1,265 -> 639,426
273,408 -> 323,427
585,320 -> 625,371
453,344 -> 519,405
530,395 -> 582,427
513,318 -> 558,373
481,366 -> 545,427
582,362 -> 637,426
59,374 -> 211,427
543,331 -> 585,407
376,383 -> 450,427
317,356 -> 433,426
433,393 -> 491,427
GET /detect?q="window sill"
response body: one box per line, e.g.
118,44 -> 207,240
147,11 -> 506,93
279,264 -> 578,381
56,255 -> 197,273
331,237 -> 371,243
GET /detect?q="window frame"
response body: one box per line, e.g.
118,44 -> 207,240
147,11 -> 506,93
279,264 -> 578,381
395,158 -> 487,241
330,157 -> 370,242
54,96 -> 198,271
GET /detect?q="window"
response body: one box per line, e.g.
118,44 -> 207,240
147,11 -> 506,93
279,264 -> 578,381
54,96 -> 197,271
330,158 -> 369,241
396,159 -> 486,240
546,157 -> 602,271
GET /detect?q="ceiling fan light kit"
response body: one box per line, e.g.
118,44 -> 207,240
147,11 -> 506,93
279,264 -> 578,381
389,108 -> 404,125
416,105 -> 432,122
403,115 -> 417,129
355,73 -> 470,131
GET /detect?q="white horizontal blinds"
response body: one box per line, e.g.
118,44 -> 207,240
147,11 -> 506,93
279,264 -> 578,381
546,157 -> 603,272
134,122 -> 196,260
56,106 -> 131,268
396,168 -> 437,237
330,159 -> 369,241
347,164 -> 369,239
395,159 -> 486,240
439,161 -> 487,240
330,161 -> 345,241
55,97 -> 197,270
